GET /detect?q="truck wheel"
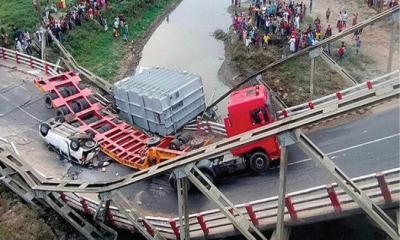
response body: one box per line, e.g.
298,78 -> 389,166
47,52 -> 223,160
65,86 -> 78,95
56,106 -> 69,116
84,140 -> 96,148
44,92 -> 57,109
70,101 -> 81,113
39,123 -> 50,137
59,87 -> 70,98
70,140 -> 80,151
76,99 -> 89,110
249,151 -> 269,173
169,139 -> 182,150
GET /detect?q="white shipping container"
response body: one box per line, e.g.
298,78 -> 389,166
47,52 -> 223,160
114,67 -> 206,136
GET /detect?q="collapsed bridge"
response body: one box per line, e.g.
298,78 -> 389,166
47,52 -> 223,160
0,5 -> 399,240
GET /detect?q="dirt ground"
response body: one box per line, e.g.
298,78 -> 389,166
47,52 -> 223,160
0,185 -> 85,240
218,0 -> 399,106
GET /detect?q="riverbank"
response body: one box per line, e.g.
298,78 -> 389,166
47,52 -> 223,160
60,0 -> 182,82
114,0 -> 183,80
0,0 -> 182,82
216,1 -> 398,107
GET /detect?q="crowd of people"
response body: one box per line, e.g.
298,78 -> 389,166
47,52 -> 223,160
45,0 -> 111,43
0,26 -> 33,55
366,0 -> 398,10
231,0 -> 367,61
1,0 -> 128,55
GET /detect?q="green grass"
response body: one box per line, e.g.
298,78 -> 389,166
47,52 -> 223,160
61,0 -> 178,81
0,0 -> 178,81
0,0 -> 42,32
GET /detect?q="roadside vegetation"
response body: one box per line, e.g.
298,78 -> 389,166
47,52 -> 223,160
0,0 -> 178,81
60,0 -> 178,80
0,0 -> 41,32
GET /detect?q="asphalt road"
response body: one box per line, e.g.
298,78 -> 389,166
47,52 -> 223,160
0,65 -> 398,217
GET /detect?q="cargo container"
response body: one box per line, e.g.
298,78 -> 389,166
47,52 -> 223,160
114,67 -> 206,136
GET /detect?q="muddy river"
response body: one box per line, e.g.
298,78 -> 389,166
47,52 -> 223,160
137,0 -> 232,115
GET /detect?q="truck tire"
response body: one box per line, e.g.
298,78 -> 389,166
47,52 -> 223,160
147,136 -> 161,147
177,132 -> 193,144
249,151 -> 269,173
70,140 -> 80,151
169,138 -> 182,150
56,106 -> 69,116
84,140 -> 96,148
70,101 -> 81,113
76,98 -> 89,110
59,87 -> 70,98
39,123 -> 50,137
65,86 -> 78,96
44,92 -> 57,109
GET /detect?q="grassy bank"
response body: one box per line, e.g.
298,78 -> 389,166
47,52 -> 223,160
0,0 -> 41,32
61,0 -> 178,81
0,0 -> 179,81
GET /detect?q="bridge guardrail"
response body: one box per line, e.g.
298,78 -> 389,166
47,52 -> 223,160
277,70 -> 400,119
0,47 -> 62,76
58,168 -> 399,239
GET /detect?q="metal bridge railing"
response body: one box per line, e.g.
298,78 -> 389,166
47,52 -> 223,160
0,47 -> 62,76
57,168 -> 399,239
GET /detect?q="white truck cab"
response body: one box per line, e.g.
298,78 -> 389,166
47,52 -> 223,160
39,118 -> 100,165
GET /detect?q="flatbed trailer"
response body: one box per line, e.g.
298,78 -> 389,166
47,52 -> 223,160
34,72 -> 179,170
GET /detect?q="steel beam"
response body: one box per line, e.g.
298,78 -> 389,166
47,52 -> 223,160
276,146 -> 288,240
295,131 -> 399,239
310,57 -> 315,99
175,175 -> 190,240
111,191 -> 166,240
387,13 -> 398,73
320,51 -> 358,85
271,228 -> 290,240
41,31 -> 46,60
183,165 -> 268,240
43,192 -> 117,240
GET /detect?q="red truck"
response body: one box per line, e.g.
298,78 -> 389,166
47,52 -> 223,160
170,84 -> 281,187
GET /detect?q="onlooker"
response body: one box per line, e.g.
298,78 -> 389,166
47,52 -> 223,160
355,35 -> 361,54
15,38 -> 23,53
0,27 -> 9,48
352,13 -> 358,26
122,22 -> 128,41
326,7 -> 331,22
338,41 -> 346,61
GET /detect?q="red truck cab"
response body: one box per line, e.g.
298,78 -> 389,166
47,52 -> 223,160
224,84 -> 281,172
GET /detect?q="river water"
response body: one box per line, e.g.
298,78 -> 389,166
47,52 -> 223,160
137,0 -> 232,115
